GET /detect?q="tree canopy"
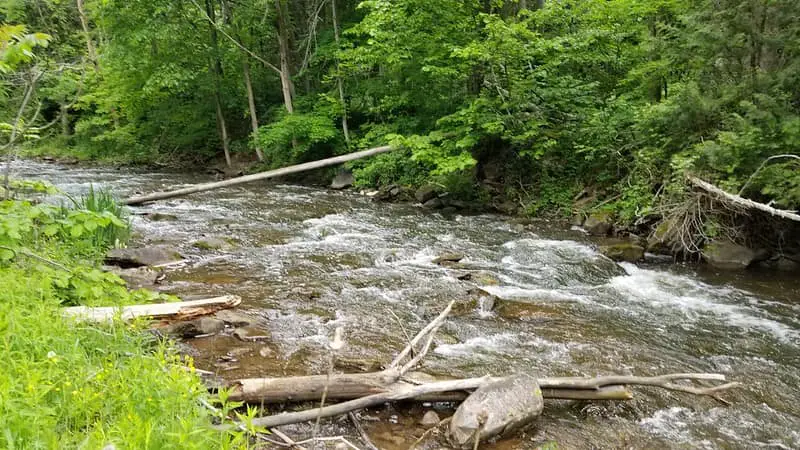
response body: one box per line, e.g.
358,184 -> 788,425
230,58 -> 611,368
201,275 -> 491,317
3,0 -> 800,217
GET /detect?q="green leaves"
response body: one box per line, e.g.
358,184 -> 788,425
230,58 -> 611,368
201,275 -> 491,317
0,24 -> 50,73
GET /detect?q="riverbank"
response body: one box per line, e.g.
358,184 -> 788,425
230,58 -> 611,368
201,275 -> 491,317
0,188 -> 242,448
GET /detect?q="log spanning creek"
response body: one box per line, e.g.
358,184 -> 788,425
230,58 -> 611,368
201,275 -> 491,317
17,159 -> 800,449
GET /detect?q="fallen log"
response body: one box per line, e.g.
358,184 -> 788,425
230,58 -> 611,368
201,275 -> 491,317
62,295 -> 241,322
216,301 -> 738,440
689,176 -> 800,222
224,370 -> 636,403
123,145 -> 394,205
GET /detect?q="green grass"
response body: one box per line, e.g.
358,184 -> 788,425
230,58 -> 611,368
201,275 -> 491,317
65,185 -> 132,249
0,194 -> 248,449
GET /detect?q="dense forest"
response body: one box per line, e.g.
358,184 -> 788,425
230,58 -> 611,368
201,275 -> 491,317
3,0 -> 800,220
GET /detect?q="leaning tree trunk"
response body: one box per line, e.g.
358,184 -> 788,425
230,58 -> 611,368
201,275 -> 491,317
205,0 -> 232,167
331,0 -> 350,144
275,0 -> 294,114
241,57 -> 263,161
76,0 -> 98,70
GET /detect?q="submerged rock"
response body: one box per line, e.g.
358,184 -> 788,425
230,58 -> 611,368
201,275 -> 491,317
330,170 -> 354,190
192,237 -> 237,251
703,240 -> 759,270
165,317 -> 224,338
452,287 -> 499,316
145,212 -> 178,222
599,243 -> 645,262
433,252 -> 465,265
105,246 -> 183,268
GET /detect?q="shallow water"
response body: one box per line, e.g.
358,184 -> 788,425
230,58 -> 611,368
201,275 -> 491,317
14,159 -> 800,449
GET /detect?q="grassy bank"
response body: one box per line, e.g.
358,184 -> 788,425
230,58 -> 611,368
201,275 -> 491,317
0,186 -> 245,449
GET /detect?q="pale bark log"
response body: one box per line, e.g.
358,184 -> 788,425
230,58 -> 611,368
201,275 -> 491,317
690,176 -> 800,222
123,145 -> 394,205
62,295 -> 241,323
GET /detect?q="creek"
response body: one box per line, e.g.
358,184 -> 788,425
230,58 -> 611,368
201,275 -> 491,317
16,160 -> 800,449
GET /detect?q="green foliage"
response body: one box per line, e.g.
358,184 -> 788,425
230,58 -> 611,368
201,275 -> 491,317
0,24 -> 50,73
0,190 -> 245,448
254,110 -> 341,168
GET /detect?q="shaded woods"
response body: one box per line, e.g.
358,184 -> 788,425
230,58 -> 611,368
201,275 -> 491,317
3,0 -> 800,224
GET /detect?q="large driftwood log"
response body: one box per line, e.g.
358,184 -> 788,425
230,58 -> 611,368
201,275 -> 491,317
689,176 -> 800,222
123,145 -> 394,205
216,301 -> 738,437
63,295 -> 241,322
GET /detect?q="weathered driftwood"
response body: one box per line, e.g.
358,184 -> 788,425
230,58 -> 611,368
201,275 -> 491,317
689,176 -> 800,222
62,295 -> 241,322
449,373 -> 544,448
123,145 -> 394,205
219,301 -> 738,436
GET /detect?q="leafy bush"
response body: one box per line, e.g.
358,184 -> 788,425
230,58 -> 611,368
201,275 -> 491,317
66,185 -> 131,249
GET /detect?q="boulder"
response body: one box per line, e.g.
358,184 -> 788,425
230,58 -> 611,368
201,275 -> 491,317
423,197 -> 445,209
583,211 -> 614,236
599,243 -> 645,262
330,171 -> 355,190
702,240 -> 758,270
214,309 -> 257,327
449,373 -> 544,447
415,185 -> 439,204
105,246 -> 183,268
571,213 -> 586,227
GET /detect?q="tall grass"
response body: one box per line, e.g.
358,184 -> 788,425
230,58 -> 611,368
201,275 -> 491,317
66,185 -> 131,249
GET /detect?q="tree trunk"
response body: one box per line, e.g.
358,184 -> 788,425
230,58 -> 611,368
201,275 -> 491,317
275,0 -> 294,114
242,57 -> 263,161
123,145 -> 394,205
331,0 -> 350,144
76,0 -> 98,70
60,103 -> 70,136
205,0 -> 232,167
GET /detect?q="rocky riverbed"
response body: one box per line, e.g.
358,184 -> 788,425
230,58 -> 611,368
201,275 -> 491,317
13,159 -> 800,449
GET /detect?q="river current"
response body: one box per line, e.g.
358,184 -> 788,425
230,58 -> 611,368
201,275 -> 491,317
13,160 -> 800,449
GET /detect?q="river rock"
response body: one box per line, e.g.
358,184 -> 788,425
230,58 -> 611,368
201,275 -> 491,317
104,266 -> 160,289
423,197 -> 445,209
702,240 -> 758,270
214,309 -> 257,327
494,300 -> 559,322
165,317 -> 224,338
449,373 -> 544,447
599,243 -> 645,262
452,288 -> 499,316
454,271 -> 499,285
420,410 -> 441,428
105,246 -> 183,268
192,237 -> 236,251
583,211 -> 613,236
571,212 -> 586,227
415,185 -> 439,203
433,252 -> 464,265
330,170 -> 354,189
232,326 -> 271,342
373,184 -> 407,202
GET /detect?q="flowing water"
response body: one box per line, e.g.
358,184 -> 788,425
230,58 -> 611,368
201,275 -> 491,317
14,160 -> 800,449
